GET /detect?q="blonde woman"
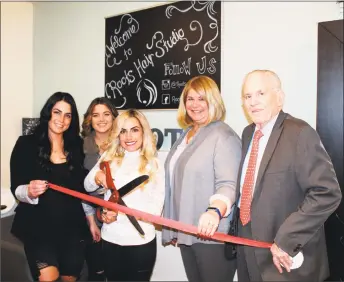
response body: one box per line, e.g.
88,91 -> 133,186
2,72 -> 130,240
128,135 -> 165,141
162,76 -> 241,282
84,109 -> 164,281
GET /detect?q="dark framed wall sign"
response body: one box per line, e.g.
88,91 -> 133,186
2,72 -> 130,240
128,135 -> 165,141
105,1 -> 221,110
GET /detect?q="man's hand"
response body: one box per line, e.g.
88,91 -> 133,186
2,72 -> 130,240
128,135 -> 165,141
270,243 -> 292,273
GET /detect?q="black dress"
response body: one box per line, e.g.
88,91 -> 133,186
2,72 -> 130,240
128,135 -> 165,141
10,134 -> 90,278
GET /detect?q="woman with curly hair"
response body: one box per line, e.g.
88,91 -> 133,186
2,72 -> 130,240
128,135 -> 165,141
10,92 -> 90,281
84,109 -> 164,281
81,97 -> 118,281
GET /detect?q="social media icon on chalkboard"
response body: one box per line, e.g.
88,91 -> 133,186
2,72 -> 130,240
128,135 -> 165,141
162,80 -> 170,90
162,94 -> 170,105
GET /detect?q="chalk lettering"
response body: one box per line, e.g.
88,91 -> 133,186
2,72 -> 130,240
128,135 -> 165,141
196,56 -> 207,74
105,14 -> 139,68
134,53 -> 155,78
172,96 -> 180,103
164,58 -> 191,76
146,29 -> 186,58
124,48 -> 132,60
105,69 -> 135,108
207,58 -> 217,74
170,81 -> 186,89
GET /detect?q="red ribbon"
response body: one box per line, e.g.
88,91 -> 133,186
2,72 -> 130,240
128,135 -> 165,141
48,183 -> 272,249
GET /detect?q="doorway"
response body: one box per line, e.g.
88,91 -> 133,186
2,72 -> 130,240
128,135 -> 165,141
316,19 -> 343,281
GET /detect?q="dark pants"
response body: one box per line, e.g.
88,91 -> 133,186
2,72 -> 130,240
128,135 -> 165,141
85,239 -> 104,281
102,237 -> 157,281
237,219 -> 263,282
180,243 -> 237,282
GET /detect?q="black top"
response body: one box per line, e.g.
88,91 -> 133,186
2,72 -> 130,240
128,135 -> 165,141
10,134 -> 89,243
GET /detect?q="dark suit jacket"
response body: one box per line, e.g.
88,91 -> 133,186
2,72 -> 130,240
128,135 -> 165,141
236,111 -> 341,281
10,134 -> 89,243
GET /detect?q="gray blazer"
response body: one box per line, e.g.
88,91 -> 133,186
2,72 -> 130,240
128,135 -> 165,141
162,121 -> 242,245
238,111 -> 342,281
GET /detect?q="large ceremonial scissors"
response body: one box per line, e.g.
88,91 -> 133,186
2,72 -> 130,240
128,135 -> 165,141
95,161 -> 148,236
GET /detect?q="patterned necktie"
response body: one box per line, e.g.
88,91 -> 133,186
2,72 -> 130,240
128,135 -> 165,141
240,130 -> 264,225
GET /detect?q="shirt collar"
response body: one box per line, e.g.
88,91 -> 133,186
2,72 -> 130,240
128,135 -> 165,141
124,149 -> 141,158
255,113 -> 279,136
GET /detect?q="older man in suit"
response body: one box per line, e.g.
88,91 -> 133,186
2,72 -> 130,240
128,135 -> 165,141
235,69 -> 341,281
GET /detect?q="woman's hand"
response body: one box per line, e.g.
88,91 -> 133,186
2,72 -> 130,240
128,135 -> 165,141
95,170 -> 108,188
170,238 -> 178,246
89,223 -> 101,242
197,210 -> 221,238
27,180 -> 48,199
101,208 -> 118,224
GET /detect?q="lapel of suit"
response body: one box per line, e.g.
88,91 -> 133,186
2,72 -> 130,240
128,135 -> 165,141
235,123 -> 255,200
252,111 -> 287,202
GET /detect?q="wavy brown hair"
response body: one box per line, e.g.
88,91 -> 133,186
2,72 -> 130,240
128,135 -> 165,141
81,97 -> 119,137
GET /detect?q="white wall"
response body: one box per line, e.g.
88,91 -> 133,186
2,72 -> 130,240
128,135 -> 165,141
32,1 -> 180,151
1,2 -> 34,189
31,1 -> 342,150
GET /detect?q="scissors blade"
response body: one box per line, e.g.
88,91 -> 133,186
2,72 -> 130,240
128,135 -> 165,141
117,197 -> 145,236
118,175 -> 149,197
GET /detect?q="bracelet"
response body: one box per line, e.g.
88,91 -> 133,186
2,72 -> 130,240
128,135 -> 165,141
206,207 -> 222,220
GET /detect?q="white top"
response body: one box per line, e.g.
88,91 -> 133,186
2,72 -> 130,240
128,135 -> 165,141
169,136 -> 188,187
238,114 -> 279,207
84,150 -> 165,246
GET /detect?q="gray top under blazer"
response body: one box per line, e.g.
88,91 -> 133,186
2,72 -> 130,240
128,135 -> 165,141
162,121 -> 242,245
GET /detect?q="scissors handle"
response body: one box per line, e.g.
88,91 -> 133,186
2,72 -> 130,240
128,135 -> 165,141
98,161 -> 145,236
100,161 -> 119,203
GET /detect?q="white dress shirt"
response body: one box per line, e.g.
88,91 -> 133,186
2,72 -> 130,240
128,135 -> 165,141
238,114 -> 279,207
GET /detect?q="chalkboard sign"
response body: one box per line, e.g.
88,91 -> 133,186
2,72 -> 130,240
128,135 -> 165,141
22,118 -> 39,136
105,1 -> 221,110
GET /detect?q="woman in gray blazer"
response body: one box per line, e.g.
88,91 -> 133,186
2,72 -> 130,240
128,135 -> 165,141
162,75 -> 241,282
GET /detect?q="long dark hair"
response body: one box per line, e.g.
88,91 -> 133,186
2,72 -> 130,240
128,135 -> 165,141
33,92 -> 83,172
81,97 -> 118,137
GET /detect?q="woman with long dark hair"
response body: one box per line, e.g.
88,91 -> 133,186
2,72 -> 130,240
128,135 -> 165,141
81,97 -> 118,281
10,92 -> 90,281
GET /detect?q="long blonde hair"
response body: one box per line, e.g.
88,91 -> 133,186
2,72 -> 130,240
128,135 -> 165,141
102,109 -> 158,182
